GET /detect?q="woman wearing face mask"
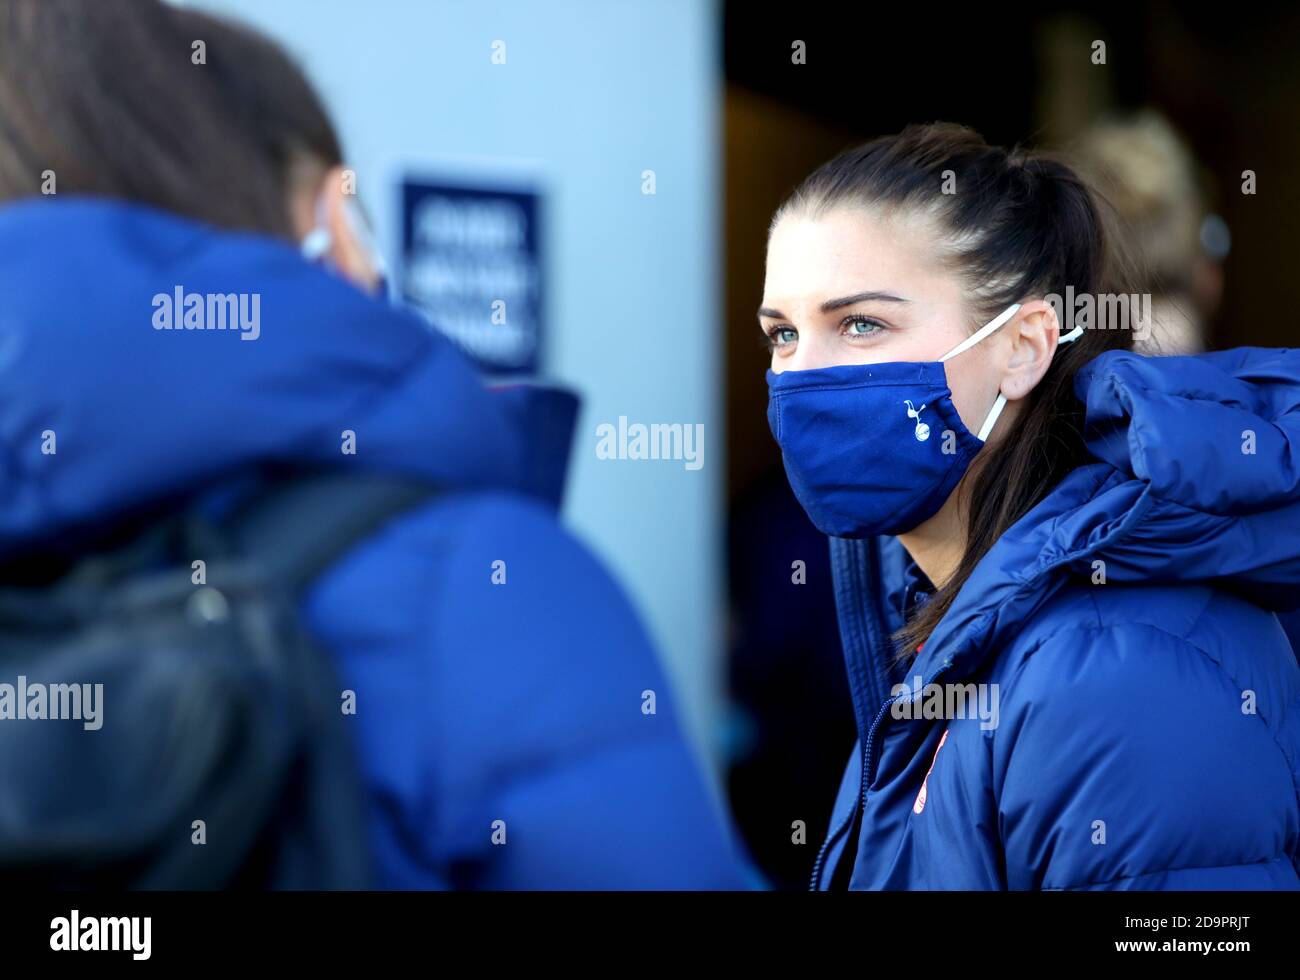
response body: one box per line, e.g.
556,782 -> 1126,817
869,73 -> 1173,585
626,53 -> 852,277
762,123 -> 1300,890
0,0 -> 749,889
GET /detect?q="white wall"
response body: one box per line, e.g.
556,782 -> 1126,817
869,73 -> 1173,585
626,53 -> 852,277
180,0 -> 725,768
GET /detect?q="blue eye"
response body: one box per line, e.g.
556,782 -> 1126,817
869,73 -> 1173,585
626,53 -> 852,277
843,316 -> 884,338
765,326 -> 798,349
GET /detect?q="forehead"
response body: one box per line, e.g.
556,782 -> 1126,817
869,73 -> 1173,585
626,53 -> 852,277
763,205 -> 949,304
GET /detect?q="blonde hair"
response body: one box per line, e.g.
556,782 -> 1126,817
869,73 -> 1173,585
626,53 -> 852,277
1070,110 -> 1205,296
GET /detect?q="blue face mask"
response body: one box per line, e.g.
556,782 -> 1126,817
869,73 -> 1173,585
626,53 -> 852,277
766,303 -> 1084,538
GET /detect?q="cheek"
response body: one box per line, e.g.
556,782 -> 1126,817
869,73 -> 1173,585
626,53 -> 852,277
945,358 -> 1002,434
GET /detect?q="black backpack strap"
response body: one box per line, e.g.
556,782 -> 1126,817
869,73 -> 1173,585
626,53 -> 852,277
214,470 -> 441,890
223,470 -> 440,591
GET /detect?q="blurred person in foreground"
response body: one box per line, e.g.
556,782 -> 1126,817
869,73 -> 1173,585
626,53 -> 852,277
0,0 -> 748,890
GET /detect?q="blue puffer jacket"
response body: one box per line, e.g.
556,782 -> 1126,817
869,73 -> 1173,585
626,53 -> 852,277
0,197 -> 749,890
816,346 -> 1300,890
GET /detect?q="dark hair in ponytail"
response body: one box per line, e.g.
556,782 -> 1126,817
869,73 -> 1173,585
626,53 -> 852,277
0,0 -> 342,238
772,122 -> 1140,657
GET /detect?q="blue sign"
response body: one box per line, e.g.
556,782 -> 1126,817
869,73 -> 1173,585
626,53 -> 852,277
400,177 -> 543,375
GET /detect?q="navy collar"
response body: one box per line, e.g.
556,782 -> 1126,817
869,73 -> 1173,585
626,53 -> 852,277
897,552 -> 935,622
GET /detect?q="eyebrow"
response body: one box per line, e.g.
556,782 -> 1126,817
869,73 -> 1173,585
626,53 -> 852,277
757,290 -> 910,320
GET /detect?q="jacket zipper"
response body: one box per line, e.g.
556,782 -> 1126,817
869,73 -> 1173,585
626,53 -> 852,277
812,536 -> 964,889
808,663 -> 951,889
810,538 -> 890,890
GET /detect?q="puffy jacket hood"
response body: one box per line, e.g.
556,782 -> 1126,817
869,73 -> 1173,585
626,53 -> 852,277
907,345 -> 1300,684
0,196 -> 576,558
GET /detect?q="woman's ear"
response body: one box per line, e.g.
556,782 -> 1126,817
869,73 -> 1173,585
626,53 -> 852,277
296,163 -> 384,289
1000,299 -> 1061,401
320,166 -> 383,291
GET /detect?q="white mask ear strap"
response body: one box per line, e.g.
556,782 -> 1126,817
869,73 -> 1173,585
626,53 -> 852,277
939,303 -> 1021,362
1057,324 -> 1085,346
976,393 -> 1007,442
975,321 -> 1087,442
341,196 -> 390,279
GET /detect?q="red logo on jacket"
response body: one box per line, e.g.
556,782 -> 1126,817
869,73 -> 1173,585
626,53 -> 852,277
913,728 -> 949,815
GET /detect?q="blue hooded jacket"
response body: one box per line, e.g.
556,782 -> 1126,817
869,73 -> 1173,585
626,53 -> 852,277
0,196 -> 749,890
815,346 -> 1300,890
